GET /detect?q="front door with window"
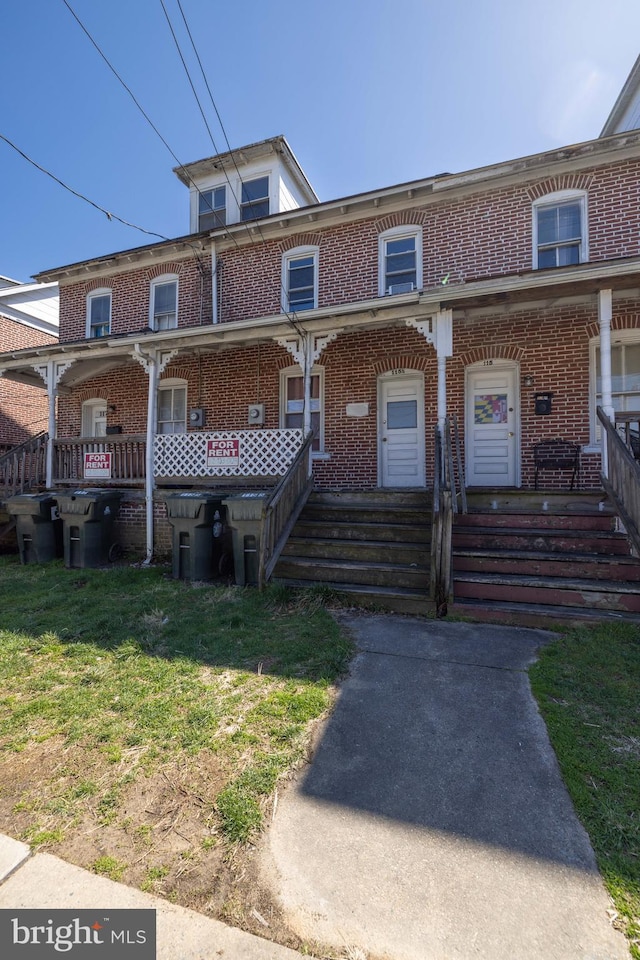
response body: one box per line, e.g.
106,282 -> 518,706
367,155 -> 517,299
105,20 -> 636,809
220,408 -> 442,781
378,374 -> 426,487
466,364 -> 518,486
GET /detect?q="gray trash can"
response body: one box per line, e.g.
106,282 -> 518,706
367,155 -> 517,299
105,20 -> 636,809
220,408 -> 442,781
6,493 -> 62,564
222,492 -> 269,586
57,489 -> 122,568
163,493 -> 233,581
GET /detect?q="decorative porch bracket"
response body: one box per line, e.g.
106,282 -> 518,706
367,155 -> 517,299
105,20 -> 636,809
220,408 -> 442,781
131,347 -> 178,376
275,331 -> 338,367
32,359 -> 76,488
407,309 -> 453,428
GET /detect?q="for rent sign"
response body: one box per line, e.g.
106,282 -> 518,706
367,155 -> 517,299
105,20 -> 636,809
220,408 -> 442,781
206,438 -> 240,469
84,452 -> 112,479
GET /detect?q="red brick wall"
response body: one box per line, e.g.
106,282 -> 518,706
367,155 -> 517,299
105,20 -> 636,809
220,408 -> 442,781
57,156 -> 640,342
0,316 -> 57,446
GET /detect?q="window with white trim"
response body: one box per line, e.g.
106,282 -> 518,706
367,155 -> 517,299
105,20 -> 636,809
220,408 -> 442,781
198,187 -> 226,231
81,398 -> 107,437
282,247 -> 318,312
86,289 -> 111,338
157,380 -> 187,434
379,227 -> 422,296
533,192 -> 587,269
240,176 -> 269,221
590,331 -> 640,443
150,275 -> 178,331
280,366 -> 324,453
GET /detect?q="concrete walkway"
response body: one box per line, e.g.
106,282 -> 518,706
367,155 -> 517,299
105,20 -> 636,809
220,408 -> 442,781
262,615 -> 628,960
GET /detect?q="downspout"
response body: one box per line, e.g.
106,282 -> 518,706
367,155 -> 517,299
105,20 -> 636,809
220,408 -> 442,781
598,289 -> 614,478
135,343 -> 158,564
302,332 -> 312,439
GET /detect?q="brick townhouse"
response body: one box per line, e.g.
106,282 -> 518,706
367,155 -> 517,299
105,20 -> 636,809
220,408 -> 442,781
1,73 -> 640,587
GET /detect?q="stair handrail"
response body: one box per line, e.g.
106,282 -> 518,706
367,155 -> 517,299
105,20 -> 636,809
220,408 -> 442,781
429,421 -> 453,614
258,431 -> 315,588
597,406 -> 640,555
0,431 -> 49,497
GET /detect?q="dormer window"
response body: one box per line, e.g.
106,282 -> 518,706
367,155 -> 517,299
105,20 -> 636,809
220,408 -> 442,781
240,176 -> 269,221
198,187 -> 226,231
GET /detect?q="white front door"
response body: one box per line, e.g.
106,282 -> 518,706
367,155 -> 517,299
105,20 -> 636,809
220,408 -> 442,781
82,400 -> 108,438
379,374 -> 426,487
466,364 -> 518,486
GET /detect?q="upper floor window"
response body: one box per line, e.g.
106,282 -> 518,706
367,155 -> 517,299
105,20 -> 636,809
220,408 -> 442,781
150,275 -> 178,331
157,379 -> 187,434
283,247 -> 318,312
86,289 -> 111,338
379,227 -> 423,296
198,186 -> 226,231
240,176 -> 269,221
534,192 -> 587,269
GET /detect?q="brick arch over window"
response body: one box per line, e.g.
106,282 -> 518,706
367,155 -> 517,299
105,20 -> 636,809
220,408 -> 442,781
376,211 -> 427,233
76,389 -> 108,403
526,174 -> 594,202
161,364 -> 192,381
146,262 -> 185,281
83,278 -> 112,295
586,315 -> 640,339
457,345 -> 525,367
373,354 -> 431,375
279,233 -> 323,253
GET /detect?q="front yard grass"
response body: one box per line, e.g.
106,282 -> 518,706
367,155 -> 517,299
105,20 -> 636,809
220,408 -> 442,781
0,557 -> 352,942
530,622 -> 640,959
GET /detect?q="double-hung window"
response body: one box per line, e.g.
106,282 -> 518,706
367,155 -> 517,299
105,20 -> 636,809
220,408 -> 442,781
157,380 -> 187,434
198,187 -> 226,230
283,247 -> 318,312
87,289 -> 111,338
281,367 -> 324,452
591,334 -> 640,441
534,192 -> 587,269
240,176 -> 269,221
150,276 -> 178,331
379,227 -> 422,296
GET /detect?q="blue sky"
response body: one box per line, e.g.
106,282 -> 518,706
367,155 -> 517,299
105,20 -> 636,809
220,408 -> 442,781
1,0 -> 639,283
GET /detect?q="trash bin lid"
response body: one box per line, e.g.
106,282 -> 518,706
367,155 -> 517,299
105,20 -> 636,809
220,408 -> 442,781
6,493 -> 57,517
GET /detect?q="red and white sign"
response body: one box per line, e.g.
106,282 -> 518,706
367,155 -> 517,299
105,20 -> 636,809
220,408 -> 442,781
206,438 -> 240,469
84,452 -> 112,479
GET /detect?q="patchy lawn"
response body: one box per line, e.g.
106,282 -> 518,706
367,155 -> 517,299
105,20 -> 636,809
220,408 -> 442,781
530,622 -> 640,959
0,557 -> 353,951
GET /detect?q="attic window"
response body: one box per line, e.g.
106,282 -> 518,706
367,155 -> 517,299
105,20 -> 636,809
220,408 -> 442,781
198,187 -> 226,230
240,176 -> 269,221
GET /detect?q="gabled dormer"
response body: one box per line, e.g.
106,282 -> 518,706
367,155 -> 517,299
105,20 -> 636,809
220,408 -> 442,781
174,135 -> 319,234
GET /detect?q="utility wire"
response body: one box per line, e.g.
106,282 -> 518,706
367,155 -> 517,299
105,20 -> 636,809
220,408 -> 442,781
164,0 -> 307,342
0,132 -> 168,241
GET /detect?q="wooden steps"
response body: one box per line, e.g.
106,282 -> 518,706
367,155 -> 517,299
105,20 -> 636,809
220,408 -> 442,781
451,491 -> 640,624
273,490 -> 434,614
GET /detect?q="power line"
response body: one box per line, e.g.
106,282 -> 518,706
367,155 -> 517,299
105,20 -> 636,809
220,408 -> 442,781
0,132 -> 168,241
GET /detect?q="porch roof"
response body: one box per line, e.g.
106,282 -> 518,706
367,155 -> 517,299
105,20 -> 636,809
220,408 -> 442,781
3,254 -> 640,391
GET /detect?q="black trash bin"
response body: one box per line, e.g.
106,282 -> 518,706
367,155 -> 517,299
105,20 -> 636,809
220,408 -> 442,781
57,489 -> 122,568
222,492 -> 269,586
6,493 -> 62,564
163,493 -> 233,581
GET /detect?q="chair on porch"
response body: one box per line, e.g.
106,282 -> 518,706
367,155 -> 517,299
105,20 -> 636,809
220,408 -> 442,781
533,439 -> 580,490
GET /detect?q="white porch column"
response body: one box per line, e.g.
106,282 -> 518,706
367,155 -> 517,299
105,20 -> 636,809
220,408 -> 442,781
32,360 -> 74,489
275,331 -> 338,442
133,345 -> 177,564
598,289 -> 614,478
407,309 -> 453,431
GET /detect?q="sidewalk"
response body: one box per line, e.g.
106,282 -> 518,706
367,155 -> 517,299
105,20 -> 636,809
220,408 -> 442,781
261,614 -> 628,960
0,833 -> 301,960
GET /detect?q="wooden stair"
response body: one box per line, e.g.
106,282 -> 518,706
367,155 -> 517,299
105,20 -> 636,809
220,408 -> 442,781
272,490 -> 433,615
451,491 -> 640,624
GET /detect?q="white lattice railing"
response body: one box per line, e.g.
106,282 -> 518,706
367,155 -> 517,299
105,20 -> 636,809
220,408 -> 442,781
154,429 -> 305,479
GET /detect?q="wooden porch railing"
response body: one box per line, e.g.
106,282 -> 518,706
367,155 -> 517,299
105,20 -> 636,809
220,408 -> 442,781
597,406 -> 640,555
53,436 -> 146,485
258,432 -> 315,587
429,422 -> 454,614
0,432 -> 48,496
